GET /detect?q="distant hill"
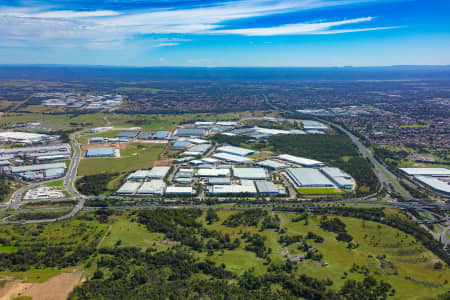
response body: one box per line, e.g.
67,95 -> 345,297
1,65 -> 450,81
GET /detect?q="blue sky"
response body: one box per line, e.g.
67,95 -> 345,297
0,0 -> 449,66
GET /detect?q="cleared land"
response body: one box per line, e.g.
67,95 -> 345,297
77,142 -> 165,176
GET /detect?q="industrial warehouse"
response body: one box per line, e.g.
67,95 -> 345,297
399,167 -> 450,196
0,131 -> 58,145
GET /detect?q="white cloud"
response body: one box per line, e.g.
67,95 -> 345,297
213,17 -> 380,36
0,0 -> 399,48
153,42 -> 179,47
34,10 -> 119,18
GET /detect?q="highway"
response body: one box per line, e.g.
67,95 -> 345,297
329,122 -> 412,199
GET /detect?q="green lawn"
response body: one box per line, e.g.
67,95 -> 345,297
43,180 -> 64,188
0,209 -> 448,298
297,187 -> 343,194
100,216 -> 173,251
78,142 -> 165,176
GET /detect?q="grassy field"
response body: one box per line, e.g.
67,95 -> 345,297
0,110 -> 280,132
43,180 -> 64,188
0,217 -> 108,283
0,209 -> 448,298
77,142 -> 165,176
297,187 -> 343,194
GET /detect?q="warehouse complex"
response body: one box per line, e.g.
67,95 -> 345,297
216,145 -> 256,156
276,154 -> 324,167
0,131 -> 58,145
233,168 -> 268,180
399,167 -> 450,196
286,168 -> 334,188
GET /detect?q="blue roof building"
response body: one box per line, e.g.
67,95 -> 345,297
86,148 -> 115,158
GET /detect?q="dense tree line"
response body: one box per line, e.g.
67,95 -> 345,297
70,245 -> 394,299
269,134 -> 357,162
222,209 -> 269,227
76,173 -> 117,196
0,176 -> 12,202
210,134 -> 251,147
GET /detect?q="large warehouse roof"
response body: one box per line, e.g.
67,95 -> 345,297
276,154 -> 324,167
128,170 -> 152,180
116,181 -> 141,194
321,167 -> 353,189
212,152 -> 253,164
136,180 -> 166,195
256,159 -> 288,170
196,169 -> 230,177
399,168 -> 450,177
86,147 -> 115,157
115,131 -> 138,138
0,131 -> 55,144
233,167 -> 268,180
11,162 -> 67,173
153,131 -> 171,139
286,168 -> 334,188
301,120 -> 328,130
415,176 -> 450,195
216,145 -> 256,156
0,144 -> 70,155
148,166 -> 171,179
165,186 -> 195,195
175,128 -> 206,137
255,181 -> 280,194
208,183 -> 257,195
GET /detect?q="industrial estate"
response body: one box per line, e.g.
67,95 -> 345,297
0,66 -> 449,300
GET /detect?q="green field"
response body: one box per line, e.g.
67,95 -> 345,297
77,142 -> 165,176
297,187 -> 343,194
102,210 -> 448,298
0,110 -> 280,132
0,209 -> 448,298
43,180 -> 64,188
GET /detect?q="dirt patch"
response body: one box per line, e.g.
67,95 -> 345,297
0,273 -> 82,300
0,281 -> 31,300
22,272 -> 82,300
153,159 -> 174,167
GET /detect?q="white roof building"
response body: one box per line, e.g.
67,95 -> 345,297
0,131 -> 56,144
216,145 -> 256,157
165,186 -> 195,195
208,183 -> 257,195
147,167 -> 171,179
196,169 -> 230,177
399,168 -> 450,177
128,170 -> 153,180
415,176 -> 450,195
286,168 -> 334,188
117,181 -> 141,195
212,153 -> 253,164
276,154 -> 324,167
233,167 -> 268,180
136,180 -> 166,195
